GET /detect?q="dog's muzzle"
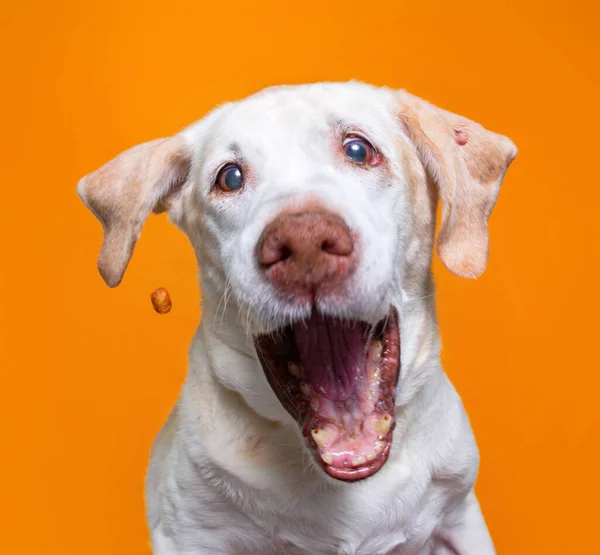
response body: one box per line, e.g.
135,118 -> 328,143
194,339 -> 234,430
254,209 -> 401,482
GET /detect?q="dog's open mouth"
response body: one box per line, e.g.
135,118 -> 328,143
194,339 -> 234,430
255,307 -> 400,482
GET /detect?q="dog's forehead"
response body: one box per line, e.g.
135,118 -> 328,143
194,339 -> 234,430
213,83 -> 395,144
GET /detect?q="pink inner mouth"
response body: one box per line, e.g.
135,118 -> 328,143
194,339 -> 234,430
255,308 -> 400,482
294,313 -> 365,402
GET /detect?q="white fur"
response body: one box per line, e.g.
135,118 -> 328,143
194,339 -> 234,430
143,83 -> 496,554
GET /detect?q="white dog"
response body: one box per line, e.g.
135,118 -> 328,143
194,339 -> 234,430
78,82 -> 516,554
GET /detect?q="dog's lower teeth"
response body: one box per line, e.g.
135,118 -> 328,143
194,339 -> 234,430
311,427 -> 333,448
288,362 -> 302,378
367,365 -> 380,381
321,452 -> 333,465
372,414 -> 392,437
370,340 -> 383,361
286,329 -> 391,476
301,383 -> 313,397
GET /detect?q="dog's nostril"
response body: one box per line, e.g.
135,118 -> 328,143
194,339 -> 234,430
279,245 -> 293,262
321,236 -> 352,256
259,241 -> 293,267
321,239 -> 336,253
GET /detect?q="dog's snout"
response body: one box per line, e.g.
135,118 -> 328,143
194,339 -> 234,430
257,211 -> 356,298
258,213 -> 353,265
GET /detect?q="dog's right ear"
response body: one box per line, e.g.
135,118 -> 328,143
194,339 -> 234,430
77,136 -> 192,288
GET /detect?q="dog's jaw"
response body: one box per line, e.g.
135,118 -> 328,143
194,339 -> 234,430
255,306 -> 400,482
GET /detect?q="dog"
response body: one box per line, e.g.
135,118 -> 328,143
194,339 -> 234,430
77,82 -> 516,554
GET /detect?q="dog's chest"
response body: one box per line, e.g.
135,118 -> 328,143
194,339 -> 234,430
226,477 -> 436,555
178,430 -> 446,555
267,525 -> 409,555
233,507 -> 410,555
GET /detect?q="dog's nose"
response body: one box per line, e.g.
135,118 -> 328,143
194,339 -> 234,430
257,211 -> 355,298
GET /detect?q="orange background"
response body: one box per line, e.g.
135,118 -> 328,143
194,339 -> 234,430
1,1 -> 599,553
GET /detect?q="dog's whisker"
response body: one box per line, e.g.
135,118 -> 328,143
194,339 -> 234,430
402,293 -> 436,304
219,278 -> 235,329
212,278 -> 232,332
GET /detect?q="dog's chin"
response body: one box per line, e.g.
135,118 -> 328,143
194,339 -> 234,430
255,306 -> 400,482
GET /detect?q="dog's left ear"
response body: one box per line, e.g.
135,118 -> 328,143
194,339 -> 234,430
77,136 -> 192,288
397,92 -> 517,278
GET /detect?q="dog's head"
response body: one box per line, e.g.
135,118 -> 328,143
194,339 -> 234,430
78,82 -> 516,482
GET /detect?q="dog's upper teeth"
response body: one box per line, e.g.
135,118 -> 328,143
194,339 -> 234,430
310,398 -> 320,411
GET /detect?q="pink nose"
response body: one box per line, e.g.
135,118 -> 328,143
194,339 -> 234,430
257,211 -> 356,299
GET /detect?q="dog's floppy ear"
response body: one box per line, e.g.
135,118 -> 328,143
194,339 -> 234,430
77,136 -> 192,288
397,92 -> 517,278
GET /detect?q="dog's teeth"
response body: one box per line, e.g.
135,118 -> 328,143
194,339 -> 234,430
363,400 -> 375,414
370,341 -> 383,361
288,362 -> 302,378
374,441 -> 385,455
352,455 -> 366,466
311,427 -> 333,448
321,452 -> 333,465
372,414 -> 392,437
301,383 -> 313,397
310,398 -> 320,411
366,452 -> 376,462
367,365 -> 381,381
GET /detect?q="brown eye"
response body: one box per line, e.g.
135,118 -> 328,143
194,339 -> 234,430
216,164 -> 244,192
342,136 -> 379,165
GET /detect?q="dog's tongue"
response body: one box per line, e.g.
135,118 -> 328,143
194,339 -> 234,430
294,313 -> 366,402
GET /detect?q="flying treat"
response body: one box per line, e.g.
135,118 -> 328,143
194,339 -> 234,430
151,288 -> 172,314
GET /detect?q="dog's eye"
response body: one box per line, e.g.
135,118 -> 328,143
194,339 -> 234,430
216,164 -> 244,192
342,136 -> 378,165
